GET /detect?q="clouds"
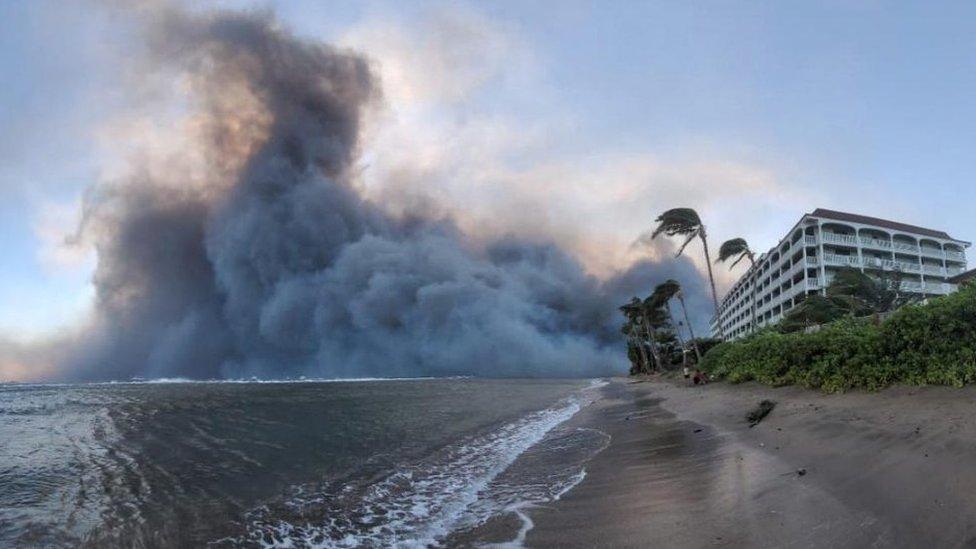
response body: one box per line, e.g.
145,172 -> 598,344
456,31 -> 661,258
339,3 -> 819,287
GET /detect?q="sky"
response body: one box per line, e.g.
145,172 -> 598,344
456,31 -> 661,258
2,0 -> 976,344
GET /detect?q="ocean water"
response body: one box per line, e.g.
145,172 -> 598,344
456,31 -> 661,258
0,378 -> 608,547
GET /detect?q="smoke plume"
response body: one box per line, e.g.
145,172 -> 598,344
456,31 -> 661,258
12,5 -> 711,381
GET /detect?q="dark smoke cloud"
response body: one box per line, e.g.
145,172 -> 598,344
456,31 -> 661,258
15,5 -> 712,382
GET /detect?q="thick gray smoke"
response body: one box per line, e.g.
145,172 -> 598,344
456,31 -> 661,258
29,6 -> 712,381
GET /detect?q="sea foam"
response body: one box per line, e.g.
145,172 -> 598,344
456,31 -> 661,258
231,380 -> 609,548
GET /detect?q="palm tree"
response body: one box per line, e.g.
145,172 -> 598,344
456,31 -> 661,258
620,319 -> 649,374
717,238 -> 756,269
638,300 -> 666,371
620,298 -> 656,372
674,288 -> 702,361
652,208 -> 725,338
717,238 -> 758,334
649,279 -> 697,360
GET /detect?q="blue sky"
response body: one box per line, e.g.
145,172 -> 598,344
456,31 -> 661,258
3,0 -> 976,338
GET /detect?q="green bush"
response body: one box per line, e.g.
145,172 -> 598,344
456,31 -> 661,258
701,284 -> 976,392
880,284 -> 976,387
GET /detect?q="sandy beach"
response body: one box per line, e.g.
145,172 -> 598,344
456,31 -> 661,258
520,377 -> 976,548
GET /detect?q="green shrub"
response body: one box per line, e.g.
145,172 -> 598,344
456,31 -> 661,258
880,284 -> 976,387
701,285 -> 976,392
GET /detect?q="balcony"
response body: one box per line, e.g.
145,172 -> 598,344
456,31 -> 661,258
859,237 -> 892,250
861,256 -> 920,272
927,283 -> 950,295
785,281 -> 811,300
806,256 -> 819,266
894,242 -> 920,253
823,253 -> 861,267
927,282 -> 952,294
899,281 -> 952,294
826,253 -> 923,273
920,247 -> 943,258
947,266 -> 966,276
922,264 -> 945,276
822,232 -> 858,246
804,235 -> 817,245
947,250 -> 966,261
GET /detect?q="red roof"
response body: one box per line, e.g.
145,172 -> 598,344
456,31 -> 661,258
810,208 -> 962,241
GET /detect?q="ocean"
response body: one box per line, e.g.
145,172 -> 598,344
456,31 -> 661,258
0,378 -> 609,547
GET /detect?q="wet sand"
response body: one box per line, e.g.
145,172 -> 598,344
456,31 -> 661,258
525,377 -> 976,548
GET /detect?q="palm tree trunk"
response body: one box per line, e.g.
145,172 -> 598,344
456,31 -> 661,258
666,301 -> 686,348
629,325 -> 650,372
641,315 -> 663,371
665,302 -> 689,368
677,292 -> 702,362
699,230 -> 725,339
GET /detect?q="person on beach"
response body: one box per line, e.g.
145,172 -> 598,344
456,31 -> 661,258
683,366 -> 691,382
693,369 -> 707,385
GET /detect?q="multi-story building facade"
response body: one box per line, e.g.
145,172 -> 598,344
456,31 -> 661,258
712,209 -> 970,340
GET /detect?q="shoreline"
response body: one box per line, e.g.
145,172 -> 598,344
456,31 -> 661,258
518,377 -> 976,547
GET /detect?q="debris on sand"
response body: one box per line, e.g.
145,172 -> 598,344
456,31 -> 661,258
746,400 -> 776,427
797,468 -> 807,476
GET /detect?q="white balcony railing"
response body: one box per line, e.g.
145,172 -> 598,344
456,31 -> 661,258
924,282 -> 949,294
894,242 -> 920,253
822,232 -> 858,246
860,256 -> 882,268
859,237 -> 892,249
947,266 -> 965,276
824,253 -> 860,267
923,265 -> 945,275
804,235 -> 817,245
861,256 -> 921,272
826,253 -> 928,273
947,250 -> 966,261
920,247 -> 943,258
898,281 -> 953,294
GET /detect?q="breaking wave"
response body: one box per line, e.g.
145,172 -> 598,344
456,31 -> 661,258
223,380 -> 609,547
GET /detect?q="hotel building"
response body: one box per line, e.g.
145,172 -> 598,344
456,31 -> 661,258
713,209 -> 970,340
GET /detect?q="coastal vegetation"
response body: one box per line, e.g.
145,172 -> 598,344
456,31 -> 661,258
620,279 -> 720,374
622,207 -> 748,373
702,278 -> 976,392
651,208 -> 725,338
626,207 -> 963,392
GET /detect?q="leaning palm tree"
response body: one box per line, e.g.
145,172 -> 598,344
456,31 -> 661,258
652,208 -> 725,338
674,288 -> 702,361
648,279 -> 681,308
620,298 -> 656,372
717,238 -> 755,269
639,299 -> 669,370
648,279 -> 694,359
620,321 -> 648,374
717,238 -> 758,334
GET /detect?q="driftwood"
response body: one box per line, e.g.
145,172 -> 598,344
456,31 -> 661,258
746,400 -> 776,427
